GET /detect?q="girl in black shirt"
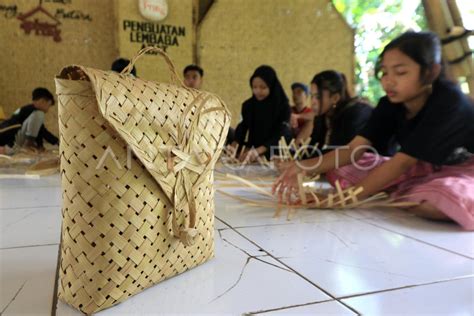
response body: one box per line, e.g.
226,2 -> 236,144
273,31 -> 474,230
306,70 -> 395,156
232,65 -> 291,162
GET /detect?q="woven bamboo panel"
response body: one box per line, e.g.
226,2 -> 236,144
55,48 -> 230,314
199,0 -> 355,126
0,0 -> 117,137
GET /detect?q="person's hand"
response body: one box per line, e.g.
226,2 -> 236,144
238,148 -> 259,163
272,157 -> 294,173
225,143 -> 238,158
272,161 -> 305,204
290,113 -> 299,129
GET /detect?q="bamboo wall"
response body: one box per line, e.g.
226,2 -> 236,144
198,0 -> 354,125
1,0 -> 354,134
0,0 -> 117,135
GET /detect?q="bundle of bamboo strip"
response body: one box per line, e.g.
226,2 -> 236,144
0,148 -> 59,176
220,145 -> 272,168
217,173 -> 419,219
276,137 -> 317,161
219,136 -> 315,170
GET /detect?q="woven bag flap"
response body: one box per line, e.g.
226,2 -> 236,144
57,48 -> 230,246
84,67 -> 228,190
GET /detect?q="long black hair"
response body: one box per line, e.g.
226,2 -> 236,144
375,31 -> 443,84
311,70 -> 354,117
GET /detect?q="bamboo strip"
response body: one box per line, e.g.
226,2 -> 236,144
219,173 -> 420,211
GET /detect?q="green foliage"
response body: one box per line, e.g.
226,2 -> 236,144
333,0 -> 428,104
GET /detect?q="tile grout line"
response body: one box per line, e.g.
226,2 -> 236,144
218,222 -> 296,230
335,274 -> 474,300
217,215 -> 474,315
0,185 -> 60,189
244,275 -> 474,315
215,216 -> 362,315
0,243 -> 60,251
243,298 -> 337,315
217,216 -> 474,314
0,205 -> 62,211
343,213 -> 474,260
216,218 -> 361,231
1,281 -> 27,315
51,240 -> 62,316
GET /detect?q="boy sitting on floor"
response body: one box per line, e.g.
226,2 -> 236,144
0,87 -> 58,154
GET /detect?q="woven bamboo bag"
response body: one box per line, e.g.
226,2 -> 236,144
54,47 -> 230,314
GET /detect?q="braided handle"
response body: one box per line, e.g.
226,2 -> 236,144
122,46 -> 186,88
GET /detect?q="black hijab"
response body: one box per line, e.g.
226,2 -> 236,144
246,65 -> 289,116
238,65 -> 290,150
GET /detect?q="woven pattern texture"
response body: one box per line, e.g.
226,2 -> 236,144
54,48 -> 230,314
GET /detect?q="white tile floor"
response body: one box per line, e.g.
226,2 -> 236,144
1,173 -> 473,315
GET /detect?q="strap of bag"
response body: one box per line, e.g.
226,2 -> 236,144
167,92 -> 229,246
121,46 -> 186,88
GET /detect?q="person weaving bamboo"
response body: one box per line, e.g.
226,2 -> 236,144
273,31 -> 474,230
230,65 -> 291,163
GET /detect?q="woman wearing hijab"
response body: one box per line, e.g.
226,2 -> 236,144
230,65 -> 291,162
